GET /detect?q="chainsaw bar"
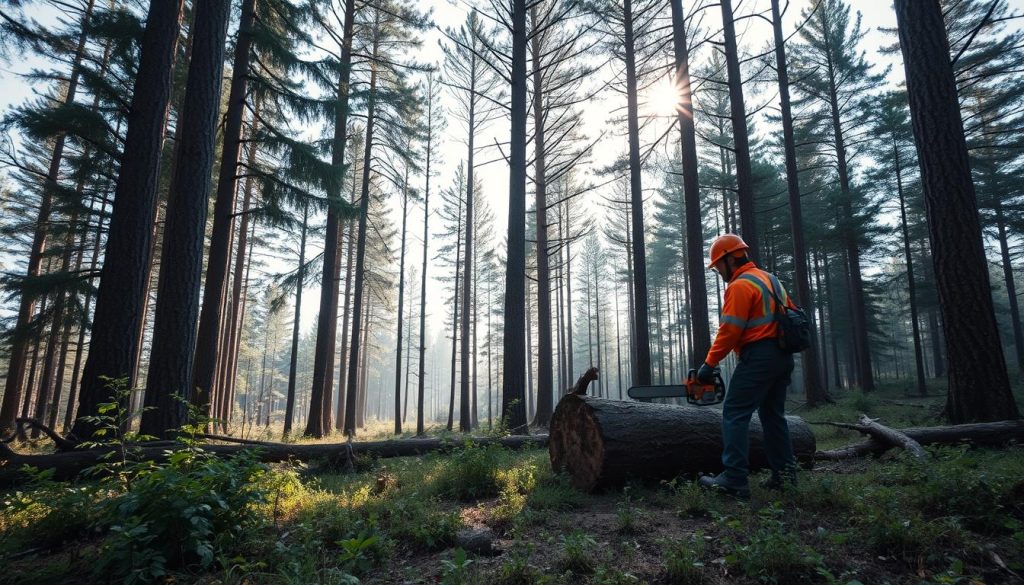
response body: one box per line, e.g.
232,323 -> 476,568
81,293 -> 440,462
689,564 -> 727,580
627,385 -> 688,401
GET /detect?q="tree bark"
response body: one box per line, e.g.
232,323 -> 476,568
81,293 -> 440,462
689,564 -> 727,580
993,196 -> 1024,372
0,0 -> 96,434
284,202 -> 309,436
719,0 -> 758,260
217,108 -> 260,432
894,0 -> 1019,423
821,10 -> 873,391
336,151 -> 360,432
460,54 -> 477,434
192,0 -> 257,407
893,135 -> 928,397
502,0 -> 529,433
69,0 -> 184,441
549,394 -> 815,491
140,0 -> 231,438
530,12 -> 554,426
771,0 -> 827,406
394,175 -> 410,435
417,80 -> 437,436
447,190 -> 464,432
623,0 -> 652,386
308,0 -> 357,438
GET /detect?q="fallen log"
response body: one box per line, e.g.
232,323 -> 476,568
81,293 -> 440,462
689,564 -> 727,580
548,394 -> 816,491
815,419 -> 1024,460
0,434 -> 548,488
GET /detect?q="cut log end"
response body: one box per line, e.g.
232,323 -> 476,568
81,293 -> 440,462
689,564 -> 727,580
549,394 -> 605,490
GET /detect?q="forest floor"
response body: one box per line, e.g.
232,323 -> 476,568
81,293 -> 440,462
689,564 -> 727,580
2,381 -> 1024,584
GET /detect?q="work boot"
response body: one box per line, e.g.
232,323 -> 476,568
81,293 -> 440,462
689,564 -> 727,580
697,474 -> 751,500
759,468 -> 798,491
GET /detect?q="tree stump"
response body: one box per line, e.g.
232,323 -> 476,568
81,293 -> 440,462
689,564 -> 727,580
548,394 -> 815,491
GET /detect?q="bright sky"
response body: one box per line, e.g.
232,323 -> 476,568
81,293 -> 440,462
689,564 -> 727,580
2,0 -> 1019,343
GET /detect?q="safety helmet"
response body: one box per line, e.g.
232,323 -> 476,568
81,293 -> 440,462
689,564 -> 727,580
707,234 -> 749,268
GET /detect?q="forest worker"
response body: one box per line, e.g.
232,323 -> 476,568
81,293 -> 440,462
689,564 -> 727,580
695,233 -> 799,499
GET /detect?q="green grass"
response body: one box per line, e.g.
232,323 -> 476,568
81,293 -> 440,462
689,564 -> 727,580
3,386 -> 1024,584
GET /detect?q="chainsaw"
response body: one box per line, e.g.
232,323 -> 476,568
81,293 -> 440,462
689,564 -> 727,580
627,367 -> 726,405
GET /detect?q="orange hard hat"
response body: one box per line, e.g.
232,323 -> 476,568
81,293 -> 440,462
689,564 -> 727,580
707,234 -> 749,268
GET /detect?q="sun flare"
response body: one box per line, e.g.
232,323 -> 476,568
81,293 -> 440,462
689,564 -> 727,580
646,78 -> 684,117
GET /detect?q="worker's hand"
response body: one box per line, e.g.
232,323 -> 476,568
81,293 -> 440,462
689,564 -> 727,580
697,363 -> 716,384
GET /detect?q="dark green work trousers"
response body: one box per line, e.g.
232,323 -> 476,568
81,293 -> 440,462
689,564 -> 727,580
720,339 -> 796,485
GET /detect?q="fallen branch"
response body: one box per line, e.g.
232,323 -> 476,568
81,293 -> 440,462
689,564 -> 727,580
855,414 -> 928,459
815,419 -> 1024,460
1,418 -> 78,451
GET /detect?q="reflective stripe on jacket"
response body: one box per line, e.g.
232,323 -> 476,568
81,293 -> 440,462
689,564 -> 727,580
704,261 -> 797,367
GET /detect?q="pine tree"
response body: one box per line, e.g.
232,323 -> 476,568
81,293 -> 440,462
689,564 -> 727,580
791,0 -> 883,391
894,0 -> 1019,423
70,0 -> 184,441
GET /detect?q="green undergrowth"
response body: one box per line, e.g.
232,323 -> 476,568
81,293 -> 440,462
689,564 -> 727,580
2,385 -> 1024,584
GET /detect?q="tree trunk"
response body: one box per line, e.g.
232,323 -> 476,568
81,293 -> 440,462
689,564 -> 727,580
68,0 -> 183,440
893,135 -> 928,397
894,0 -> 1019,423
668,0 -> 710,368
284,201 -> 309,436
447,191 -> 465,432
719,0 -> 758,259
140,0 -> 231,438
308,0 -> 356,438
1,0 -> 96,434
529,13 -> 555,425
394,177 -> 410,434
993,196 -> 1024,373
549,394 -> 815,491
336,156 -> 359,432
417,82 -> 436,436
771,0 -> 826,406
527,281 -> 535,414
460,60 -> 478,435
623,0 -> 652,386
565,201 -> 574,385
821,12 -> 873,391
191,0 -> 257,413
502,0 -> 529,434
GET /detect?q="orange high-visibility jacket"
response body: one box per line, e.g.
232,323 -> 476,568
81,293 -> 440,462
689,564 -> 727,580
704,261 -> 797,367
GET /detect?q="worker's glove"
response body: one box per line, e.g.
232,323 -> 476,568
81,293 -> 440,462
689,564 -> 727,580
696,363 -> 716,384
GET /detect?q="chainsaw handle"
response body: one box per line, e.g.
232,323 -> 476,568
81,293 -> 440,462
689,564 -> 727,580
686,368 -> 698,383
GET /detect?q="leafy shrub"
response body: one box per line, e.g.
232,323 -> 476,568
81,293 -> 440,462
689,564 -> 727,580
92,448 -> 284,583
491,461 -> 539,525
665,531 -> 707,585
